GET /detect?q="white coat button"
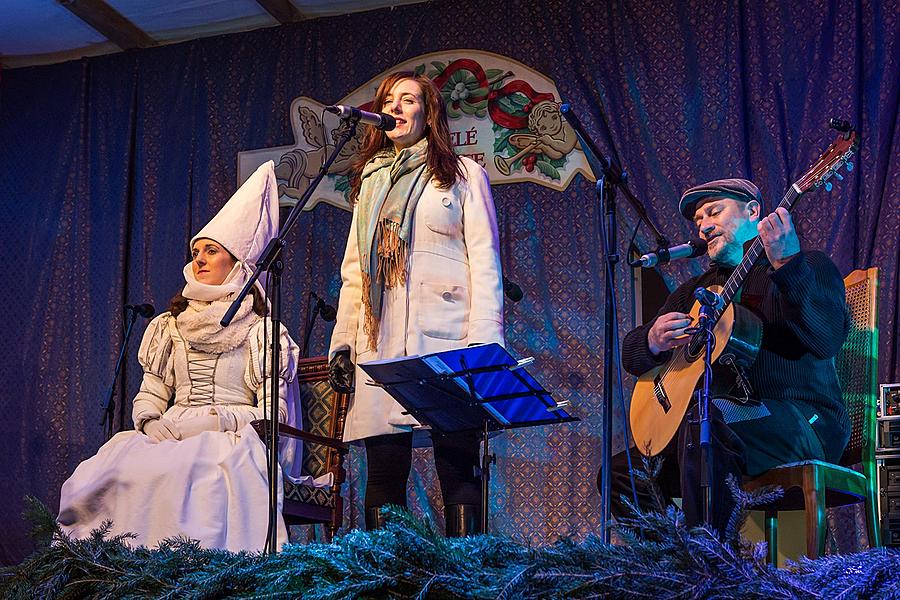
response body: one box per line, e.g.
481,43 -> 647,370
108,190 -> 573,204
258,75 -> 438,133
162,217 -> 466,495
441,291 -> 453,301
441,197 -> 451,207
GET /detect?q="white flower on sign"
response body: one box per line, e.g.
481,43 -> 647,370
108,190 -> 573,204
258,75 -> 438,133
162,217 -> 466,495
450,82 -> 470,102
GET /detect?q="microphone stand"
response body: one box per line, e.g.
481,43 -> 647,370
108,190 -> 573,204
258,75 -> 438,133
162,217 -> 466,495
301,292 -> 320,358
100,308 -> 140,441
692,288 -> 719,525
560,104 -> 668,543
220,117 -> 360,554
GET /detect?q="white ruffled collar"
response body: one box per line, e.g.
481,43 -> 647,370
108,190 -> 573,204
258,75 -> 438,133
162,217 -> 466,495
181,261 -> 250,302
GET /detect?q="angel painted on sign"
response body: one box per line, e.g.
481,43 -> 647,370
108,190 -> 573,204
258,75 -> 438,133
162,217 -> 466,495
494,100 -> 577,176
274,106 -> 364,202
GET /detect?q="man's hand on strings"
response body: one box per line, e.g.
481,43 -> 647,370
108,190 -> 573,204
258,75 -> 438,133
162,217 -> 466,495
648,312 -> 693,355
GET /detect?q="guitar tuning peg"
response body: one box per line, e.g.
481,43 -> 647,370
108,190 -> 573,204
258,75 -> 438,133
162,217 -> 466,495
834,171 -> 844,181
825,181 -> 833,192
845,162 -> 854,172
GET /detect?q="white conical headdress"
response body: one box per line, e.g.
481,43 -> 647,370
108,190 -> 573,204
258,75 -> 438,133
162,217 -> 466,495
182,160 -> 279,301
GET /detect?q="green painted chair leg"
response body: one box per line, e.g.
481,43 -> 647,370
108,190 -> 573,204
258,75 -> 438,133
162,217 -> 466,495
765,510 -> 778,565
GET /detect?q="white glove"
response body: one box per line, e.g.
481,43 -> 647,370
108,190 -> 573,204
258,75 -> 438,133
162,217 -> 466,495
143,418 -> 181,442
173,414 -> 221,439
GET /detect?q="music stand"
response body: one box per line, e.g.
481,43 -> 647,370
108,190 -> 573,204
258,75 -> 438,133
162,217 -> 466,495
359,343 -> 578,532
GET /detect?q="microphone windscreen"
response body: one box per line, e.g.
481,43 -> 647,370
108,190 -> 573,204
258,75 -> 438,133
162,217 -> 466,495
126,303 -> 156,318
379,113 -> 397,131
319,304 -> 337,322
691,238 -> 709,255
138,304 -> 155,318
503,278 -> 524,302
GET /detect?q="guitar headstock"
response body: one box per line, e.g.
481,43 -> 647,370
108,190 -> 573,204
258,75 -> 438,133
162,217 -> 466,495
794,124 -> 859,194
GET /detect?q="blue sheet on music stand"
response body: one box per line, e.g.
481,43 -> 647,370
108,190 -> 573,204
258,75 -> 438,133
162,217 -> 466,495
359,343 -> 576,433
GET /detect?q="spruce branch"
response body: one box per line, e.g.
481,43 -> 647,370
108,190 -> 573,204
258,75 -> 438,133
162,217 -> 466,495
4,498 -> 897,599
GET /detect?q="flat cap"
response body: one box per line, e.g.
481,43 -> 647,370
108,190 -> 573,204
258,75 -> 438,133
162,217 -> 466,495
678,178 -> 763,220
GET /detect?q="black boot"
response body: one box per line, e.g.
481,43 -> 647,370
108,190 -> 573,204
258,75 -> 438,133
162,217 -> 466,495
444,504 -> 481,537
365,506 -> 387,531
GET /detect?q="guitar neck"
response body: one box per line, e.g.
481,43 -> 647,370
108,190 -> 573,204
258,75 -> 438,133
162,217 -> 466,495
718,184 -> 804,307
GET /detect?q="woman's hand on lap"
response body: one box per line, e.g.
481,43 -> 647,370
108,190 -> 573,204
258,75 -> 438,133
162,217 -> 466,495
143,418 -> 181,442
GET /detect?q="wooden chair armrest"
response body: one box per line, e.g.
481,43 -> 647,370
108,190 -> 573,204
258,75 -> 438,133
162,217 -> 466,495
250,419 -> 349,453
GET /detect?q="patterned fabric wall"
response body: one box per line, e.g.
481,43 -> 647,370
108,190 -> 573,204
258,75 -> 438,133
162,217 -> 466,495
0,0 -> 896,563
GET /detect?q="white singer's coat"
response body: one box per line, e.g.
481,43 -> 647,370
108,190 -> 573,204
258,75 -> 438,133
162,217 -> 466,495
329,157 -> 505,442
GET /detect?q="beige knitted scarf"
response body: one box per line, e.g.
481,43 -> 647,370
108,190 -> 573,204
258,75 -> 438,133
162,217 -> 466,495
356,138 -> 431,350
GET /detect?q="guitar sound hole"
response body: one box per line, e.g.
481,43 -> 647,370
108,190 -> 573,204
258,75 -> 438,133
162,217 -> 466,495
685,331 -> 714,362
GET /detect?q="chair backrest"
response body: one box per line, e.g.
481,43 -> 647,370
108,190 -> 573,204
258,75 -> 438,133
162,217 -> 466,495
294,356 -> 350,478
836,268 -> 879,467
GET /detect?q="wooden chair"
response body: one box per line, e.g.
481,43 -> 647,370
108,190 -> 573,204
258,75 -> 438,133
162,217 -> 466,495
252,356 -> 350,542
743,267 -> 880,562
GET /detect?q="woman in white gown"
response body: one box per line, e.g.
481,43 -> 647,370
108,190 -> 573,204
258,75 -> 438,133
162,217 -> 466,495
58,162 -> 298,552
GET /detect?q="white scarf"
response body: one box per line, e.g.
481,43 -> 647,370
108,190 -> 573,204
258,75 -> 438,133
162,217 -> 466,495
177,262 -> 259,354
176,295 -> 258,355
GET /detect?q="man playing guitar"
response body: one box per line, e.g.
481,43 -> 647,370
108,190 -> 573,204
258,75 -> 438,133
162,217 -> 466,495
603,178 -> 850,535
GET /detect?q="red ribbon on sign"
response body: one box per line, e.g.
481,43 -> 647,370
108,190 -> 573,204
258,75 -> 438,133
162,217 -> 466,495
487,80 -> 555,130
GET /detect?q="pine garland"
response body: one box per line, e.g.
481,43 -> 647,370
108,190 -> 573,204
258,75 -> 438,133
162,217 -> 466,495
3,490 -> 898,599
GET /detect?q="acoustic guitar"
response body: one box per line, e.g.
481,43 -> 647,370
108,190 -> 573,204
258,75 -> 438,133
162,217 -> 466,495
629,125 -> 859,456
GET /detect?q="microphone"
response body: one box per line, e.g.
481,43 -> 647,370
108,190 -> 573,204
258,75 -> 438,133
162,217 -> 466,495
310,292 -> 337,322
694,287 -> 724,310
502,276 -> 524,303
629,238 -> 708,268
324,105 -> 396,131
125,303 -> 155,318
829,118 -> 852,132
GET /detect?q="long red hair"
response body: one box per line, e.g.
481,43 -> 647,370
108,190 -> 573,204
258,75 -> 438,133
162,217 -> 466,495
348,71 -> 463,205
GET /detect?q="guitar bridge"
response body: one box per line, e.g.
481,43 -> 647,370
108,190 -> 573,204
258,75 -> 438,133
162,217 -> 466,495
653,372 -> 671,413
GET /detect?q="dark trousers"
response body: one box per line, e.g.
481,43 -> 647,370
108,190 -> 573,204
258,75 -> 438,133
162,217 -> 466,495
602,398 -> 831,536
364,430 -> 482,509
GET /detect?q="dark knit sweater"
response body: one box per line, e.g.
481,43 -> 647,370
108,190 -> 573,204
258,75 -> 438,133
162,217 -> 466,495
622,249 -> 851,460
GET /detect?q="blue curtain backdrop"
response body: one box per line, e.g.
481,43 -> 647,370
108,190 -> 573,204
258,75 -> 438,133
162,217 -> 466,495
0,0 -> 896,563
